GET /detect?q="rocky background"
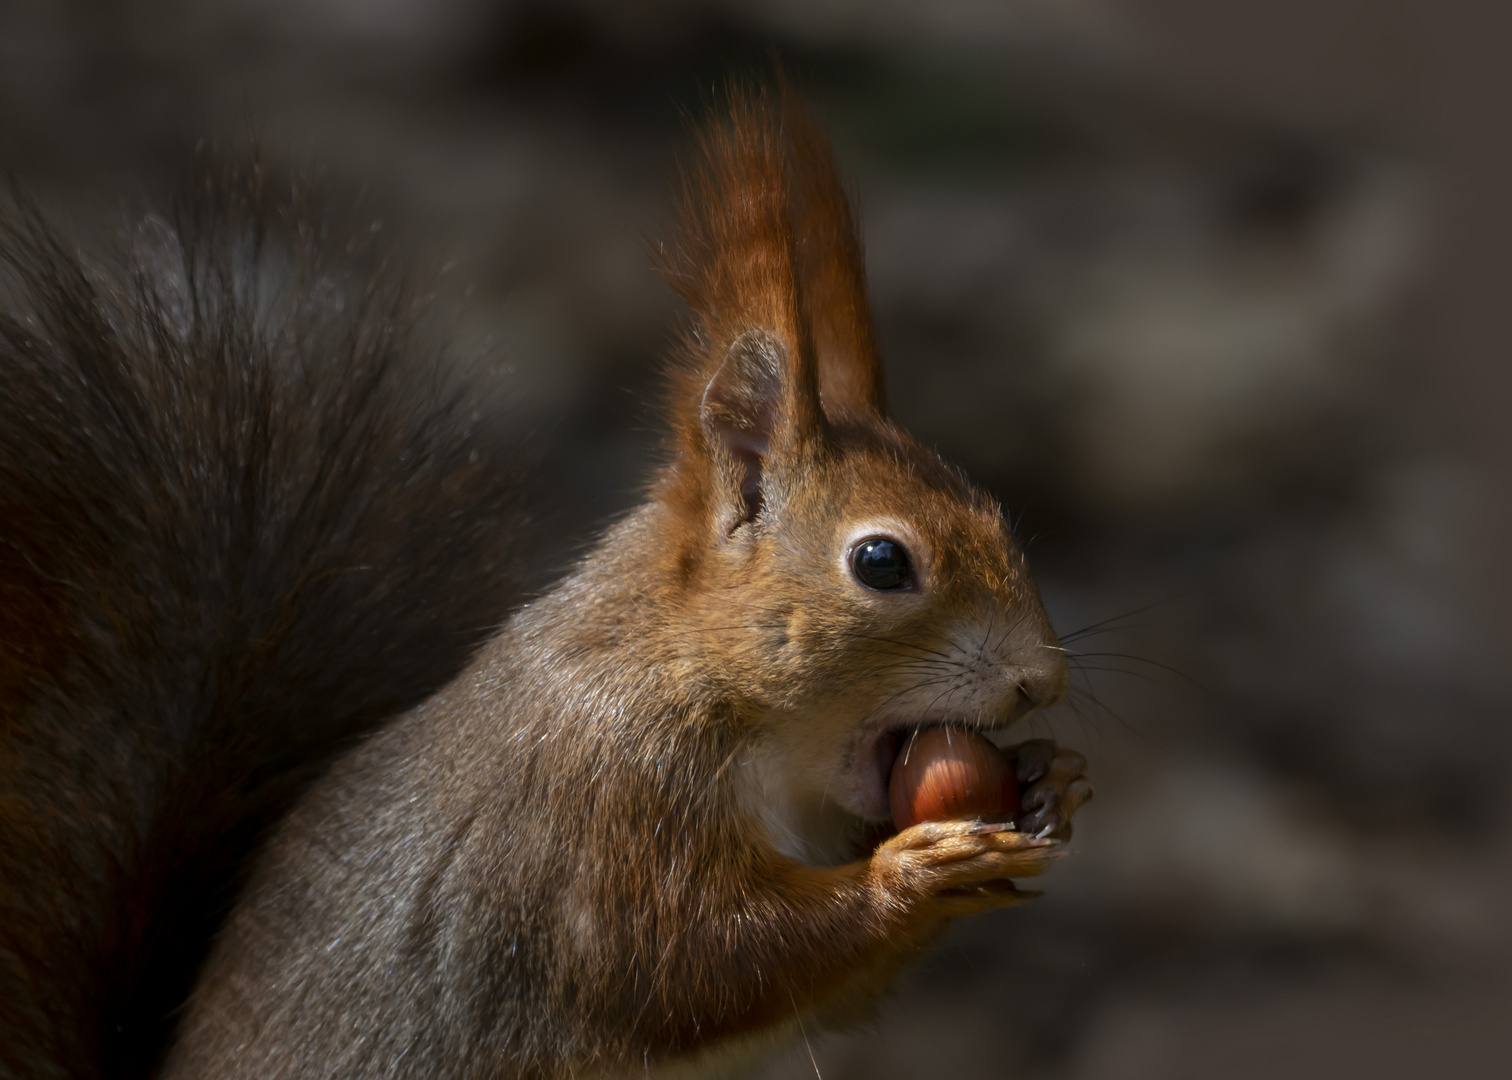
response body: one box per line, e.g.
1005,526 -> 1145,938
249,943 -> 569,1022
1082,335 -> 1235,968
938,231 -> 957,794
3,2 -> 1508,1077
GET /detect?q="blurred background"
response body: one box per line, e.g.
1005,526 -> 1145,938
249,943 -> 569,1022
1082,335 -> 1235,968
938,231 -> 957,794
3,1 -> 1508,1076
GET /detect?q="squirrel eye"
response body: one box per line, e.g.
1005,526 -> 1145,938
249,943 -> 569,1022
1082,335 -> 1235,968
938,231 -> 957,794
851,537 -> 913,591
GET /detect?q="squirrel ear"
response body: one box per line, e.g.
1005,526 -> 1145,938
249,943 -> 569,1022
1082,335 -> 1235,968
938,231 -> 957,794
699,329 -> 787,525
783,83 -> 888,421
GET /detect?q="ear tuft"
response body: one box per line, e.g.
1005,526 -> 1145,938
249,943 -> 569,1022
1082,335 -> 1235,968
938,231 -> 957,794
700,329 -> 785,525
658,79 -> 887,530
781,83 -> 888,420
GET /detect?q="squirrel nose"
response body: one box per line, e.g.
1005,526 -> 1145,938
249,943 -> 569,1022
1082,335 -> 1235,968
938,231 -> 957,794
1015,645 -> 1070,710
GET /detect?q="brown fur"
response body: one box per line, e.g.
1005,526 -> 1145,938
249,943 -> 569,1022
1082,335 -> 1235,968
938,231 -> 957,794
163,85 -> 1089,1079
0,172 -> 526,1079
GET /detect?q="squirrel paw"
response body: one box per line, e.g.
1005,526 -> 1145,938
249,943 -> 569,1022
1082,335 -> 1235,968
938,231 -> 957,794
1008,740 -> 1093,840
871,819 -> 1063,918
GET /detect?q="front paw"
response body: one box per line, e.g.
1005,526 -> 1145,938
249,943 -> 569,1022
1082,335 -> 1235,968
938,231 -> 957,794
870,819 -> 1063,918
1008,740 -> 1093,839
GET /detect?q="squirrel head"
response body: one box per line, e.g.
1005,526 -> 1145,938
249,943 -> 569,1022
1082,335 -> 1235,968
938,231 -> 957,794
651,83 -> 1067,858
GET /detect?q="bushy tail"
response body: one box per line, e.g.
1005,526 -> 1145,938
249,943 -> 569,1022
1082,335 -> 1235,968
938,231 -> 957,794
0,165 -> 525,1079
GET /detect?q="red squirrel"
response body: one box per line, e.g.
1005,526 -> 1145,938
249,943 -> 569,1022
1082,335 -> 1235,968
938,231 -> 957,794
0,85 -> 1091,1079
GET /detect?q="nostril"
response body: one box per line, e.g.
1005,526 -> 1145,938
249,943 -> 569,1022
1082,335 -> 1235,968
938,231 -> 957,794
1021,653 -> 1070,709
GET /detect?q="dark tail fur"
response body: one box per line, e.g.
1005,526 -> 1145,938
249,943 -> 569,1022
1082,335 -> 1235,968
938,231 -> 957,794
0,164 -> 525,1079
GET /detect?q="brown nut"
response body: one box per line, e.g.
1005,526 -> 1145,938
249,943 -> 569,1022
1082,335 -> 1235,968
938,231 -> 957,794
888,727 -> 1020,830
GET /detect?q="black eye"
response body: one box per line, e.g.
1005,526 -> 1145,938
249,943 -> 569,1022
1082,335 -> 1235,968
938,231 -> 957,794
851,537 -> 913,591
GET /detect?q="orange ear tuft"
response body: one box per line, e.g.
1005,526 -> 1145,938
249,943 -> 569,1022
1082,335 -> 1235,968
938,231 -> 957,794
781,81 -> 887,421
663,83 -> 817,446
661,78 -> 887,456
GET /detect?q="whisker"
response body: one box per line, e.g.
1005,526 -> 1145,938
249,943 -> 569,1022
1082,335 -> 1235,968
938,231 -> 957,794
1066,651 -> 1212,694
1065,662 -> 1162,685
1057,591 -> 1194,644
790,989 -> 823,1080
1059,690 -> 1097,752
988,606 -> 1028,658
1060,682 -> 1154,747
977,606 -> 997,659
901,726 -> 921,766
838,633 -> 955,661
878,662 -> 961,676
870,676 -> 960,716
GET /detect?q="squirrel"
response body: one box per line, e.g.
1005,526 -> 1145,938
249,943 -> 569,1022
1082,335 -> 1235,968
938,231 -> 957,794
0,84 -> 1092,1080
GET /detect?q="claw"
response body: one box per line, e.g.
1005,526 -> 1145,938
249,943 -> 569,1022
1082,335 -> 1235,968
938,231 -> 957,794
1004,740 -> 1092,844
969,820 -> 1017,836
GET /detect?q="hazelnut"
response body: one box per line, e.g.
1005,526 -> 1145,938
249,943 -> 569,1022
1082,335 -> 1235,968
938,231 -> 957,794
888,727 -> 1019,830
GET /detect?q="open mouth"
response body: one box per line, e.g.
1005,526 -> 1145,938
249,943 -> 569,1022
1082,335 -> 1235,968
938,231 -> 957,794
845,684 -> 1034,826
872,727 -> 911,802
864,723 -> 1016,822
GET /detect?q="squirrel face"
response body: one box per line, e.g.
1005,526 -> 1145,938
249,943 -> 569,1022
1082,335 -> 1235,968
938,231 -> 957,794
659,339 -> 1066,857
778,429 -> 1066,824
649,88 -> 1066,861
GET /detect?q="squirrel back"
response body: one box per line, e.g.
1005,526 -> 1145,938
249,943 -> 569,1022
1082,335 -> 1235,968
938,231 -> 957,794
0,167 -> 526,1079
